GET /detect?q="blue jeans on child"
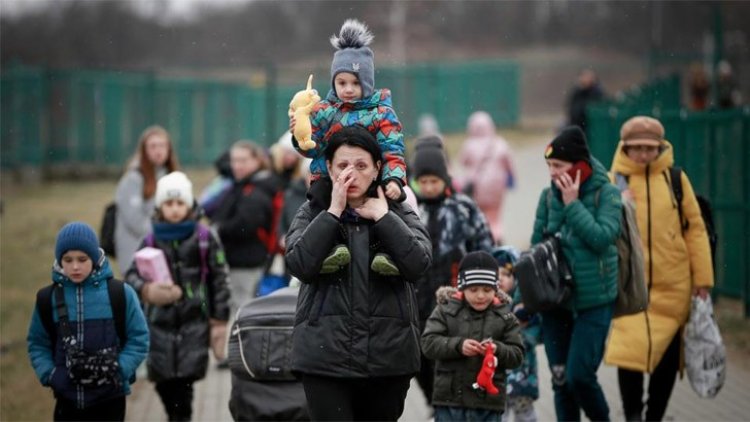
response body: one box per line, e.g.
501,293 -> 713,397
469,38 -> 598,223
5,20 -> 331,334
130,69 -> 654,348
540,303 -> 613,422
434,406 -> 503,422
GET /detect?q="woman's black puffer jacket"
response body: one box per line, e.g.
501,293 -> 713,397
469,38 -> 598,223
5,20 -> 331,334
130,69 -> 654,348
125,223 -> 230,383
285,198 -> 432,378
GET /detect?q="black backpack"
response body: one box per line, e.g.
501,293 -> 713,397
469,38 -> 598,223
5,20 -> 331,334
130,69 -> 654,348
670,167 -> 718,269
100,202 -> 117,257
36,278 -> 127,354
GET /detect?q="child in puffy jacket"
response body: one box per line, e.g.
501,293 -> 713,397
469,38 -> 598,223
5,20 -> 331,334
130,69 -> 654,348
422,251 -> 524,422
125,171 -> 230,421
28,222 -> 149,421
290,19 -> 406,276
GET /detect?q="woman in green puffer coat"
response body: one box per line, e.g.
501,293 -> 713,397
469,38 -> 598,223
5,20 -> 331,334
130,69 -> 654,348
530,126 -> 621,422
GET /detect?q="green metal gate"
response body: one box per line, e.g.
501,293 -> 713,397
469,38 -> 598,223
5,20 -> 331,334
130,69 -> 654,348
1,60 -> 519,169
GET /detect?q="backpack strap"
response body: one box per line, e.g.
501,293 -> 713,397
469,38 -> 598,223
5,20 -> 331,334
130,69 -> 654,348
668,167 -> 688,232
36,284 -> 57,346
614,172 -> 630,192
52,284 -> 73,340
107,278 -> 127,348
145,233 -> 155,248
197,224 -> 211,285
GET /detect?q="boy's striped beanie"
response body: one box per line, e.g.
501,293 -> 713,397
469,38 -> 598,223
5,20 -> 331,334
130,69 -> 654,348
457,251 -> 499,291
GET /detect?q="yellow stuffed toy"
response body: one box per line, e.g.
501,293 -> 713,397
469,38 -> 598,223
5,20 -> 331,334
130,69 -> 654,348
288,74 -> 320,151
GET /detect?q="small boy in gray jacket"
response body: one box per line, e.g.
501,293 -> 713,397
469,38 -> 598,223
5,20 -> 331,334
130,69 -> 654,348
422,251 -> 524,422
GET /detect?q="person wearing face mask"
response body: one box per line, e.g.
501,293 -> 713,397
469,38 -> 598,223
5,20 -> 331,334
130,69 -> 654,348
285,125 -> 432,421
114,125 -> 180,273
604,116 -> 714,422
530,125 -> 622,422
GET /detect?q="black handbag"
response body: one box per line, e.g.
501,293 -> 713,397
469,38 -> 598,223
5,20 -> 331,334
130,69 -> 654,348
515,234 -> 573,312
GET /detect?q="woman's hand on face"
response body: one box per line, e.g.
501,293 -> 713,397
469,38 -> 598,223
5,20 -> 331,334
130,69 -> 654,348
288,115 -> 296,132
554,169 -> 580,205
328,167 -> 354,217
355,186 -> 389,222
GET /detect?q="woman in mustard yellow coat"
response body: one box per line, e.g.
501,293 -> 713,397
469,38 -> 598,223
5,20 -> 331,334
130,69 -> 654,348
604,116 -> 714,421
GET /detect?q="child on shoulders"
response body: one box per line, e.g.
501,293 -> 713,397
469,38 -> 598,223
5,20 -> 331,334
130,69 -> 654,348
290,19 -> 407,276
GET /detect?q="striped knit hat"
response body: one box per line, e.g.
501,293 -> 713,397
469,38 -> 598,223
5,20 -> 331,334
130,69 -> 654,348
457,251 -> 499,291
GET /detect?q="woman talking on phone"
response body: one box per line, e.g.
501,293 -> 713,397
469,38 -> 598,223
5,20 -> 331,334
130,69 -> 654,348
530,126 -> 622,421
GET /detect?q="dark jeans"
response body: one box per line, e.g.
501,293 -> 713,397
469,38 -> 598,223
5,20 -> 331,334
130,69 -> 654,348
434,405 -> 502,422
301,374 -> 411,421
155,378 -> 195,422
617,333 -> 680,421
54,395 -> 125,421
541,303 -> 613,422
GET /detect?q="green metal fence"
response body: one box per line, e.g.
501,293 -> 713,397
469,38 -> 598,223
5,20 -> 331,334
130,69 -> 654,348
1,60 -> 519,169
586,84 -> 750,314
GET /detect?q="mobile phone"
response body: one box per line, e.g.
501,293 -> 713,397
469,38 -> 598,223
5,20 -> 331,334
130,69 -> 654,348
565,161 -> 592,181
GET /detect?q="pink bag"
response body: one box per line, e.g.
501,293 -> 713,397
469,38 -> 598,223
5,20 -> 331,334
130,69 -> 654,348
134,247 -> 173,285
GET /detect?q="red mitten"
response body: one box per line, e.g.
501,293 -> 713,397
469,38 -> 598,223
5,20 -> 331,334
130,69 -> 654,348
472,342 -> 500,395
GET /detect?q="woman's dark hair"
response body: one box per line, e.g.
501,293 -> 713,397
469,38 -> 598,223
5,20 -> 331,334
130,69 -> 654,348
324,125 -> 383,168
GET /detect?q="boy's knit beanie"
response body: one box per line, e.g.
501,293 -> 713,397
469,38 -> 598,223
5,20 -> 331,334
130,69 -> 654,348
55,222 -> 100,264
457,251 -> 499,291
155,171 -> 194,209
414,135 -> 445,153
330,19 -> 375,98
544,126 -> 591,163
411,142 -> 450,183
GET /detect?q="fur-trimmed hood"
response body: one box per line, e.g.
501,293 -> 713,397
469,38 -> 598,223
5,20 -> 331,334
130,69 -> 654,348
435,285 -> 512,307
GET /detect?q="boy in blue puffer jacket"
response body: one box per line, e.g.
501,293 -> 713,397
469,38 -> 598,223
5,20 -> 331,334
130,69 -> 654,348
28,222 -> 149,421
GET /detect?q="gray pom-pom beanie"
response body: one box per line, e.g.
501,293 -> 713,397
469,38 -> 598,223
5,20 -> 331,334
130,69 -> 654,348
330,19 -> 375,99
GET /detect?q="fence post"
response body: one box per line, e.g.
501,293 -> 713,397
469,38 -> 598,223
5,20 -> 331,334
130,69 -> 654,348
265,62 -> 277,146
744,107 -> 750,317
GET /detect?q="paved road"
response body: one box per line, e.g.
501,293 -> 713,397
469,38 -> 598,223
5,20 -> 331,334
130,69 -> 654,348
126,132 -> 750,421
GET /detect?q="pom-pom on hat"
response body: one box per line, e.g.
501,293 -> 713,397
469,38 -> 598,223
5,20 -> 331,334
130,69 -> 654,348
619,116 -> 665,147
155,171 -> 194,209
55,222 -> 100,265
458,251 -> 499,291
544,126 -> 591,163
330,19 -> 375,99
